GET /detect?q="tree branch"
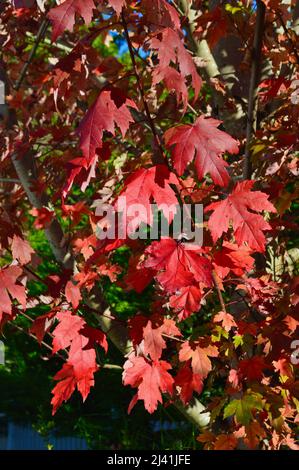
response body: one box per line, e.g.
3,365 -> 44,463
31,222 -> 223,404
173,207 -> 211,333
243,0 -> 266,180
15,19 -> 50,91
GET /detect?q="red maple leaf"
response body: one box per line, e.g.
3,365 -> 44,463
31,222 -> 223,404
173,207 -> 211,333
30,311 -> 56,344
51,335 -> 98,414
52,310 -> 85,354
123,355 -> 174,413
145,237 -> 212,293
213,242 -> 255,278
205,180 -> 276,252
48,0 -> 96,41
11,235 -> 34,265
175,362 -> 203,405
169,285 -> 202,320
213,311 -> 237,332
108,0 -> 126,15
150,28 -> 201,103
179,341 -> 218,378
238,356 -> 269,381
0,265 -> 26,320
152,66 -> 188,108
115,165 -> 179,236
143,320 -> 166,361
65,280 -> 82,309
165,115 -> 239,186
78,90 -> 137,166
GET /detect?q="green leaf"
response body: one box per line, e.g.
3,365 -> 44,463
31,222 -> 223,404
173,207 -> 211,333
223,393 -> 263,425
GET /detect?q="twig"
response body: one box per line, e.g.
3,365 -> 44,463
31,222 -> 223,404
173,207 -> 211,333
162,333 -> 184,343
0,178 -> 20,183
212,271 -> 227,314
243,0 -> 266,180
121,11 -> 166,164
15,19 -> 50,91
276,10 -> 299,63
10,321 -> 66,360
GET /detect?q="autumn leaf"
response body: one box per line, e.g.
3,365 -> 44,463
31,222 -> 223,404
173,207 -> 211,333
52,310 -> 85,354
78,90 -> 137,166
165,116 -> 239,186
108,0 -> 126,15
205,180 -> 276,252
238,356 -> 269,381
65,280 -> 82,309
0,265 -> 26,320
51,335 -> 98,414
145,237 -> 212,293
169,285 -> 202,320
48,0 -> 96,41
175,362 -> 203,405
30,311 -> 56,344
213,311 -> 237,332
214,433 -> 238,450
223,393 -> 264,425
123,355 -> 174,413
179,341 -> 218,378
150,28 -> 201,106
115,165 -> 179,236
11,235 -> 34,265
142,320 -> 166,361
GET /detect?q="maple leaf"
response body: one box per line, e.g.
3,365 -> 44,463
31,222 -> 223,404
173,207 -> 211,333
179,341 -> 218,378
238,356 -> 269,381
81,325 -> 108,353
123,355 -> 174,413
160,318 -> 182,337
145,237 -> 212,293
223,393 -> 264,425
125,254 -> 155,293
213,311 -> 237,332
0,265 -> 26,320
108,0 -> 125,15
65,280 -> 82,309
78,90 -> 137,167
244,422 -> 266,449
48,0 -> 95,41
150,28 -> 201,103
152,66 -> 188,108
30,311 -> 56,344
205,180 -> 276,252
51,321 -> 107,413
11,235 -> 34,265
51,364 -> 76,415
29,207 -> 54,229
142,0 -> 180,30
165,116 -> 238,186
213,242 -> 254,278
169,285 -> 202,320
128,314 -> 149,347
67,334 -> 98,400
51,336 -> 98,414
143,320 -> 166,361
52,310 -> 85,354
175,362 -> 203,405
214,434 -> 238,450
115,165 -> 179,236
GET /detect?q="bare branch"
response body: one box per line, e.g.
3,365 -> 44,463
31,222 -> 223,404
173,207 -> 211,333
243,0 -> 266,180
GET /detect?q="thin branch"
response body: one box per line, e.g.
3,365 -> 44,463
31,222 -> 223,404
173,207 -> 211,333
10,321 -> 65,360
276,10 -> 299,63
0,177 -> 20,183
121,11 -> 166,164
15,19 -> 50,91
243,0 -> 266,180
212,271 -> 227,314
